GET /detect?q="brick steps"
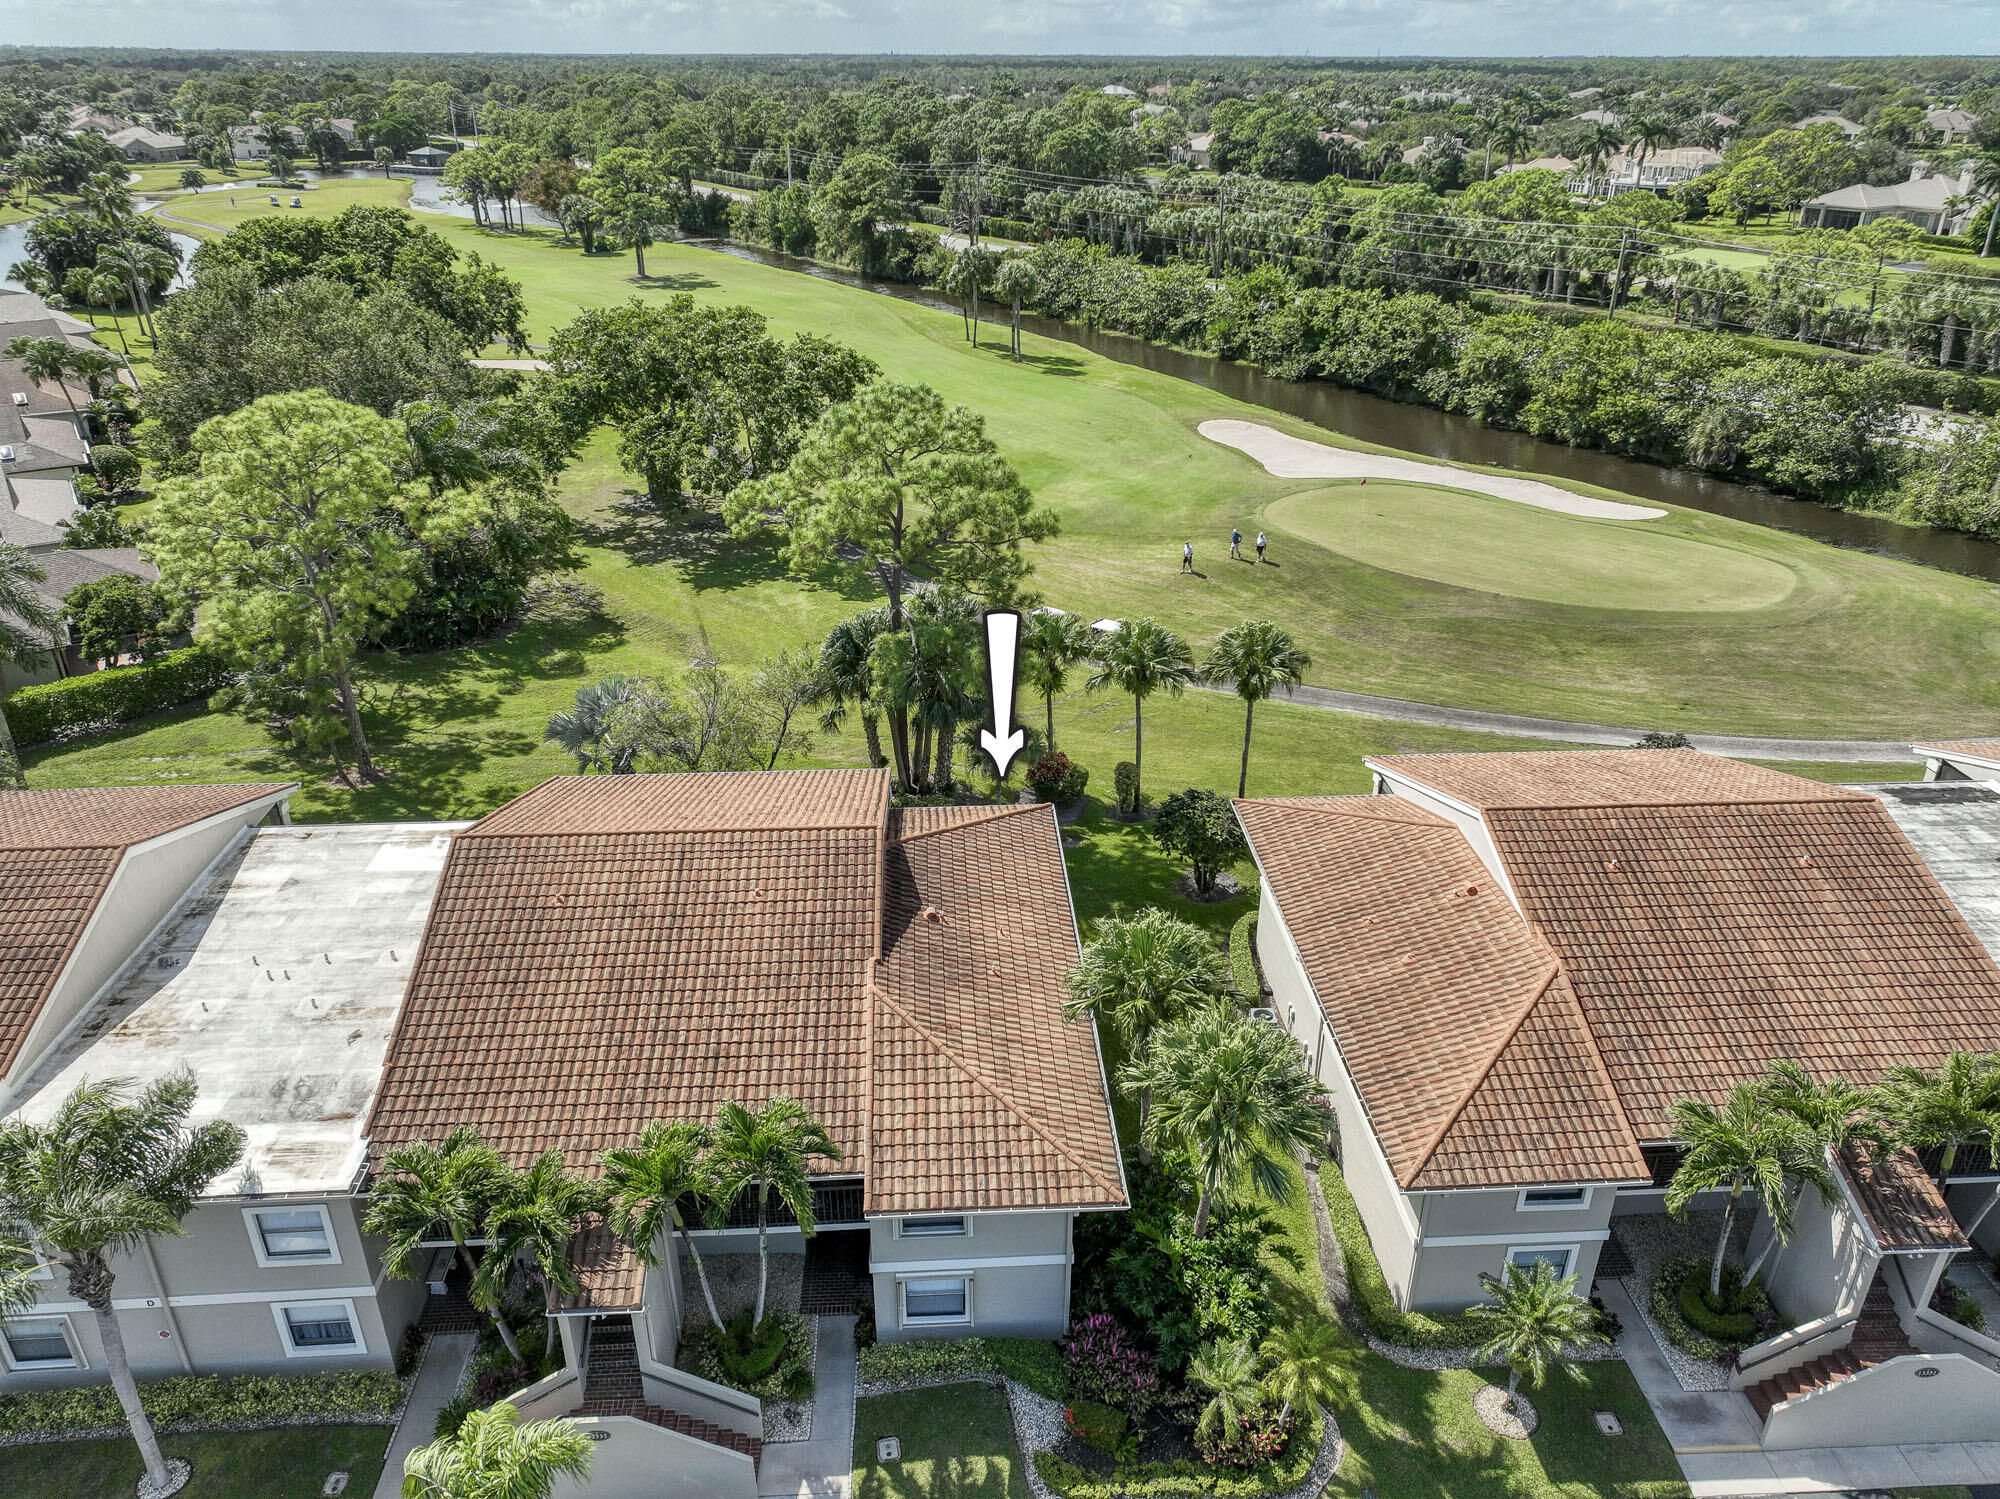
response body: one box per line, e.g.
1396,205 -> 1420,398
581,1318 -> 761,1469
1744,1274 -> 1916,1420
577,1396 -> 764,1464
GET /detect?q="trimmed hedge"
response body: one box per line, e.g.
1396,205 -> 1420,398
1229,912 -> 1260,1004
1648,1256 -> 1774,1362
1677,1277 -> 1757,1341
1320,1162 -> 1487,1350
0,1371 -> 402,1438
856,1336 -> 1066,1402
685,1312 -> 812,1402
6,647 -> 232,747
1033,1407 -> 1321,1499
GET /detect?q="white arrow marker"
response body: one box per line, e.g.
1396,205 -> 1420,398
979,609 -> 1027,780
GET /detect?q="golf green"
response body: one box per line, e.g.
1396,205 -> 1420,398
1266,482 -> 1801,611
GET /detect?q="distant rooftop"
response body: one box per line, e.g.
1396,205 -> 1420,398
9,820 -> 464,1198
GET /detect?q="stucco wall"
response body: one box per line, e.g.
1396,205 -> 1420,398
869,1210 -> 1072,1342
1762,1184 -> 1875,1325
1762,1355 -> 2000,1449
552,1414 -> 757,1499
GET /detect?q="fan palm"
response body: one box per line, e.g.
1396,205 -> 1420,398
1188,1339 -> 1264,1445
400,1401 -> 594,1499
1087,618 -> 1198,809
1203,620 -> 1311,797
992,255 -> 1039,359
363,1125 -> 524,1361
477,1152 -> 602,1360
543,676 -> 651,774
1665,1082 -> 1831,1300
0,1074 -> 245,1491
1873,1051 -> 2000,1209
1065,908 -> 1231,1162
1019,608 -> 1093,752
1124,1006 -> 1328,1237
1466,1259 -> 1606,1412
1260,1317 -> 1356,1421
603,1120 -> 726,1331
0,542 -> 60,785
705,1098 -> 844,1330
1491,115 -> 1533,171
939,245 -> 996,345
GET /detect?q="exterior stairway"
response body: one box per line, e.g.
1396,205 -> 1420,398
1744,1273 -> 1917,1419
578,1318 -> 763,1468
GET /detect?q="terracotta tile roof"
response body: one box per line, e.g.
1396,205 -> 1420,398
1369,748 -> 1867,810
1915,739 -> 2000,764
1837,1143 -> 1968,1252
1487,798 -> 2000,1140
0,783 -> 294,1076
871,805 -> 1125,1214
555,1216 -> 648,1311
368,775 -> 1123,1216
1235,796 -> 1647,1190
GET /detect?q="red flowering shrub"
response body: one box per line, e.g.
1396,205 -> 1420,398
1061,1314 -> 1161,1418
1194,1400 -> 1295,1468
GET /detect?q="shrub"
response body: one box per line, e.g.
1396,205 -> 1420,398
1026,751 -> 1090,804
1635,730 -> 1693,749
855,1336 -> 1066,1402
687,1312 -> 813,1402
1150,788 -> 1249,895
1649,1257 -> 1773,1361
1228,912 -> 1260,1004
0,1371 -> 402,1438
1061,1314 -> 1160,1416
1033,1407 -> 1320,1499
1320,1161 -> 1487,1350
1064,1399 -> 1139,1462
433,1390 -> 479,1440
1194,1399 -> 1294,1469
1114,761 -> 1139,815
5,646 -> 233,746
1936,1278 -> 1987,1333
89,443 -> 142,493
1677,1278 -> 1757,1341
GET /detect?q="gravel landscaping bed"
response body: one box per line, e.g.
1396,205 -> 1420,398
761,1318 -> 817,1443
1610,1211 -> 1743,1392
681,1249 -> 802,1327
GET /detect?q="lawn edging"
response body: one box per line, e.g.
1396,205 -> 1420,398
857,1372 -> 1342,1499
0,1369 -> 407,1448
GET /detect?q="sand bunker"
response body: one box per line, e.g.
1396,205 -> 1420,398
1199,419 -> 1667,521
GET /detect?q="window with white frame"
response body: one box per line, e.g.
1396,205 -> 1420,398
1506,1245 -> 1576,1278
2,1316 -> 79,1370
1517,1187 -> 1591,1212
244,1205 -> 338,1267
896,1216 -> 968,1238
272,1300 -> 364,1357
900,1276 -> 970,1325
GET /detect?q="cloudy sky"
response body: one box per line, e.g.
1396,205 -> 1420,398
11,0 -> 2000,57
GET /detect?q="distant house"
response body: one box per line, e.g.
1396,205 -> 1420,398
1927,107 -> 1982,143
1580,144 -> 1724,196
63,104 -> 128,135
104,126 -> 185,163
226,123 -> 287,162
1567,86 -> 1605,100
1497,155 -> 1578,177
0,548 -> 161,691
1794,112 -> 1866,138
1575,107 -> 1624,128
404,144 -> 450,168
1401,135 -> 1464,167
1698,109 -> 1739,130
1099,84 -> 1137,98
1174,133 -> 1213,170
1799,164 -> 1979,235
328,117 -> 359,142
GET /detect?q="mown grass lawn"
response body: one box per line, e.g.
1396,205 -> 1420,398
853,1384 -> 1030,1499
0,1424 -> 390,1499
125,172 -> 2000,741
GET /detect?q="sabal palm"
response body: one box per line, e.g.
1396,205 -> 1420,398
706,1098 -> 844,1330
0,1074 -> 245,1491
1665,1082 -> 1831,1300
544,676 -> 649,774
1203,620 -> 1311,797
1260,1317 -> 1356,1421
1124,1005 -> 1327,1237
397,399 -> 521,496
1188,1339 -> 1263,1444
477,1152 -> 602,1360
603,1120 -> 726,1331
0,543 -> 57,785
1087,618 -> 1197,807
364,1125 -> 523,1361
401,1401 -> 593,1499
992,255 -> 1039,359
1065,908 -> 1230,1160
1873,1051 -> 2000,1211
1467,1259 -> 1605,1410
1019,608 -> 1093,751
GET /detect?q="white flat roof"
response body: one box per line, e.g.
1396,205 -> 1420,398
1861,782 -> 2000,964
10,820 -> 466,1198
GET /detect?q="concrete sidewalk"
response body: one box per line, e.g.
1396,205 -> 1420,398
372,1331 -> 475,1499
758,1315 -> 857,1499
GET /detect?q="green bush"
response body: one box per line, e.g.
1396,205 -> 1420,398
5,646 -> 233,746
1114,761 -> 1139,815
855,1336 -> 1066,1402
1229,912 -> 1260,1004
1320,1162 -> 1487,1350
1650,1257 -> 1772,1361
1063,1399 -> 1139,1463
685,1312 -> 812,1402
1033,1407 -> 1320,1499
1677,1277 -> 1757,1341
0,1370 -> 402,1438
1026,752 -> 1090,804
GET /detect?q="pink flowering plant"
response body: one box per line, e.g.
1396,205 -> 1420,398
1061,1314 -> 1162,1418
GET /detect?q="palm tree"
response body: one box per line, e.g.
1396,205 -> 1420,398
0,543 -> 60,785
5,335 -> 79,420
1491,115 -> 1534,172
1088,618 -> 1198,810
1578,122 -> 1624,195
1188,1340 -> 1264,1446
1466,1259 -> 1606,1414
939,246 -> 995,346
705,1098 -> 843,1330
1972,154 -> 2000,260
0,1074 -> 245,1492
1260,1317 -> 1356,1422
1124,1005 -> 1327,1236
1065,908 -> 1230,1162
603,1120 -> 726,1331
477,1152 -> 602,1360
543,676 -> 650,774
1203,620 -> 1311,798
992,255 -> 1039,359
66,348 -> 121,401
815,609 -> 890,769
364,1126 -> 524,1362
374,145 -> 394,176
1744,1060 -> 1878,1283
1873,1051 -> 2000,1208
1623,114 -> 1677,182
1665,1082 -> 1832,1301
400,1401 -> 593,1499
613,196 -> 664,279
87,268 -> 133,356
1019,609 -> 1093,752
396,399 -> 522,496
95,241 -> 175,341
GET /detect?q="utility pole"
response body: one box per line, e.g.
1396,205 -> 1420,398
1607,226 -> 1633,314
972,153 -> 983,248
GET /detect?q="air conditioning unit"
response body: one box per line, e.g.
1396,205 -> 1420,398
10,393 -> 26,407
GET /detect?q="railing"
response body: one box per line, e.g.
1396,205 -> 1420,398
679,1176 -> 865,1231
500,1367 -> 583,1422
642,1367 -> 763,1440
1730,1310 -> 1857,1391
1910,1304 -> 2000,1361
